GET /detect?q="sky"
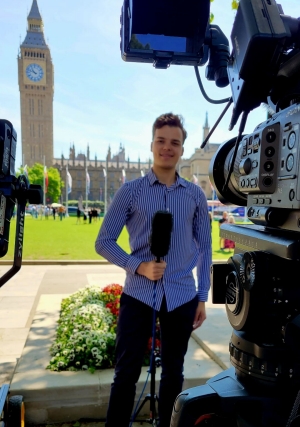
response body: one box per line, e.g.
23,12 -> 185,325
0,0 -> 299,168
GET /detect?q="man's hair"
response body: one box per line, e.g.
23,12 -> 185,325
152,113 -> 187,144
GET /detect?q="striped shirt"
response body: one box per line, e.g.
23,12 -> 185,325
95,169 -> 212,311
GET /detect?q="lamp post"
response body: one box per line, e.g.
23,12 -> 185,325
59,166 -> 63,204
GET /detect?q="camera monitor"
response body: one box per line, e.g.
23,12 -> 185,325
120,0 -> 211,68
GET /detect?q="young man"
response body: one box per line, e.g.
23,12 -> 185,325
95,113 -> 212,427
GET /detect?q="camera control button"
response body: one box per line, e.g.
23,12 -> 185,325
264,161 -> 274,172
266,131 -> 276,143
258,198 -> 264,204
265,198 -> 272,205
253,198 -> 258,204
250,178 -> 257,187
252,160 -> 258,168
247,148 -> 252,154
265,147 -> 275,157
289,189 -> 295,201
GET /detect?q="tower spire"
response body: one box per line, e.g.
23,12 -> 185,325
204,111 -> 209,128
28,0 -> 42,21
202,112 -> 210,150
21,0 -> 47,49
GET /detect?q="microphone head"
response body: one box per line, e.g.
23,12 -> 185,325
149,211 -> 173,259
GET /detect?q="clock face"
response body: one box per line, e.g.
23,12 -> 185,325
26,63 -> 44,82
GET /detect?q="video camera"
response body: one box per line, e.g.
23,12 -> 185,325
0,120 -> 42,288
121,0 -> 300,425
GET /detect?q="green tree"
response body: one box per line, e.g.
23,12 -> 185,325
129,34 -> 151,50
19,163 -> 63,203
210,0 -> 239,22
232,0 -> 239,10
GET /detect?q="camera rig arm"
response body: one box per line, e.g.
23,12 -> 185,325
0,174 -> 42,288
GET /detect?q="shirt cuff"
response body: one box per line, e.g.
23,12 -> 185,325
198,289 -> 209,302
125,256 -> 142,275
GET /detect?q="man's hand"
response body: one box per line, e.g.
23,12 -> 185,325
137,260 -> 167,281
193,301 -> 206,330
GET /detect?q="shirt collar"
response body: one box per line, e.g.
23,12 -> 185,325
147,168 -> 187,188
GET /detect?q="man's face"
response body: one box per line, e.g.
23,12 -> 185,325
151,125 -> 184,170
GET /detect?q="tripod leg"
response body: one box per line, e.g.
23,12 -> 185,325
131,356 -> 159,424
131,395 -> 151,423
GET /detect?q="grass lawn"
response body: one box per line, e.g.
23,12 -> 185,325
2,215 -> 234,261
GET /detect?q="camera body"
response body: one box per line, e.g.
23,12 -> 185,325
210,105 -> 300,231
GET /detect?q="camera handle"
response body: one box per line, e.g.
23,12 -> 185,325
0,196 -> 26,288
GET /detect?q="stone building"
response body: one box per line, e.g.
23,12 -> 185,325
179,113 -> 220,200
54,144 -> 152,202
18,0 -> 220,204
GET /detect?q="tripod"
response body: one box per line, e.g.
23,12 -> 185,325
130,280 -> 160,426
131,210 -> 173,426
132,348 -> 161,425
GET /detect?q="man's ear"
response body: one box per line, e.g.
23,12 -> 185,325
181,146 -> 184,156
150,141 -> 153,152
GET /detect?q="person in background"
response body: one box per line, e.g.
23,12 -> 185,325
88,209 -> 93,224
76,207 -> 81,224
208,211 -> 212,231
95,112 -> 212,427
218,211 -> 228,250
45,206 -> 49,220
224,215 -> 236,252
58,206 -> 64,221
83,211 -> 87,224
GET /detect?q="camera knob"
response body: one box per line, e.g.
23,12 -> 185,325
239,158 -> 252,175
215,66 -> 230,88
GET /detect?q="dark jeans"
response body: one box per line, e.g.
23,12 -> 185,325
105,292 -> 198,427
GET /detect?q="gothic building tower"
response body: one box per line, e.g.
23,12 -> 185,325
202,111 -> 210,152
18,0 -> 54,167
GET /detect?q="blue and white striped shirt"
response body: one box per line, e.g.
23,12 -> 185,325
95,169 -> 212,311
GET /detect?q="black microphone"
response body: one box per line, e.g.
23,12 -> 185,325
149,211 -> 173,262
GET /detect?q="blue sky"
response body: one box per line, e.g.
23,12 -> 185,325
0,0 -> 299,168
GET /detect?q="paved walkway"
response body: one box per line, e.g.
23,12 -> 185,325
0,262 -> 232,425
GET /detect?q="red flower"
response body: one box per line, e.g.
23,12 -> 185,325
100,284 -> 123,319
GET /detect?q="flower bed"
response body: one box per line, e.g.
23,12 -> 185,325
47,284 -> 160,373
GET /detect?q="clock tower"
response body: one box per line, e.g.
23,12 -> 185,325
18,0 -> 54,167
